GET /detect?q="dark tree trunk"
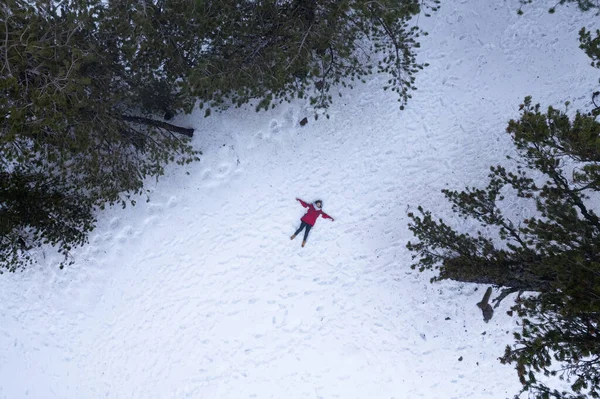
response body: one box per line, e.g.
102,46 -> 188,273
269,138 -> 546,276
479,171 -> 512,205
441,257 -> 552,292
477,287 -> 494,322
121,115 -> 194,137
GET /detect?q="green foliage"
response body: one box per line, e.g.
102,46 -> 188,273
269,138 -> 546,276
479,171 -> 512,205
178,0 -> 440,110
407,97 -> 600,398
580,28 -> 600,69
0,171 -> 95,272
520,0 -> 600,14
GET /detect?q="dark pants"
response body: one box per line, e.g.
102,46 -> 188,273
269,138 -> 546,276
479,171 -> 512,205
294,221 -> 313,241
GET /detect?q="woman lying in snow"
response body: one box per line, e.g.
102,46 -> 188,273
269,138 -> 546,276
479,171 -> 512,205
291,198 -> 334,247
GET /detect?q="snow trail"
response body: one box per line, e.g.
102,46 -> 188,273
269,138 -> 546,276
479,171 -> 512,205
1,1 -> 598,398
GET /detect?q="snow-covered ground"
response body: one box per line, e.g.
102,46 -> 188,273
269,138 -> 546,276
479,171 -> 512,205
1,1 -> 598,398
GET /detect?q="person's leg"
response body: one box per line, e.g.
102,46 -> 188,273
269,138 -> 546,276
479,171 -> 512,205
291,222 -> 307,239
294,222 -> 307,236
303,224 -> 312,241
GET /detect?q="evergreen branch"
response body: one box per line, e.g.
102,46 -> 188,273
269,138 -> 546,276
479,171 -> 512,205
2,12 -> 12,77
285,22 -> 313,70
492,287 -> 522,308
545,160 -> 600,229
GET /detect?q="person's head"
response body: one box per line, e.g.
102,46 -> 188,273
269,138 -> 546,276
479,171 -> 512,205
315,200 -> 323,209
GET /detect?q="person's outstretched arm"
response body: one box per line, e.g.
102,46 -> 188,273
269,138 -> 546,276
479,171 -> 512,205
296,198 -> 309,208
322,212 -> 334,221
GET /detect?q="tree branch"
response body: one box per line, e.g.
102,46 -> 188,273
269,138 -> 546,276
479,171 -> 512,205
120,115 -> 194,137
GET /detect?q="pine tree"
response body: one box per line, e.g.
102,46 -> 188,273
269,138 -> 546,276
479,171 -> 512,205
407,28 -> 600,399
1,0 -> 437,271
1,1 -> 200,271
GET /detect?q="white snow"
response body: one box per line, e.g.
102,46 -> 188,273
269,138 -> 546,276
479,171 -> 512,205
1,1 -> 599,398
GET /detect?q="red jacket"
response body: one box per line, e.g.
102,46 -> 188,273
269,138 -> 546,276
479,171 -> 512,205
297,199 -> 334,226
